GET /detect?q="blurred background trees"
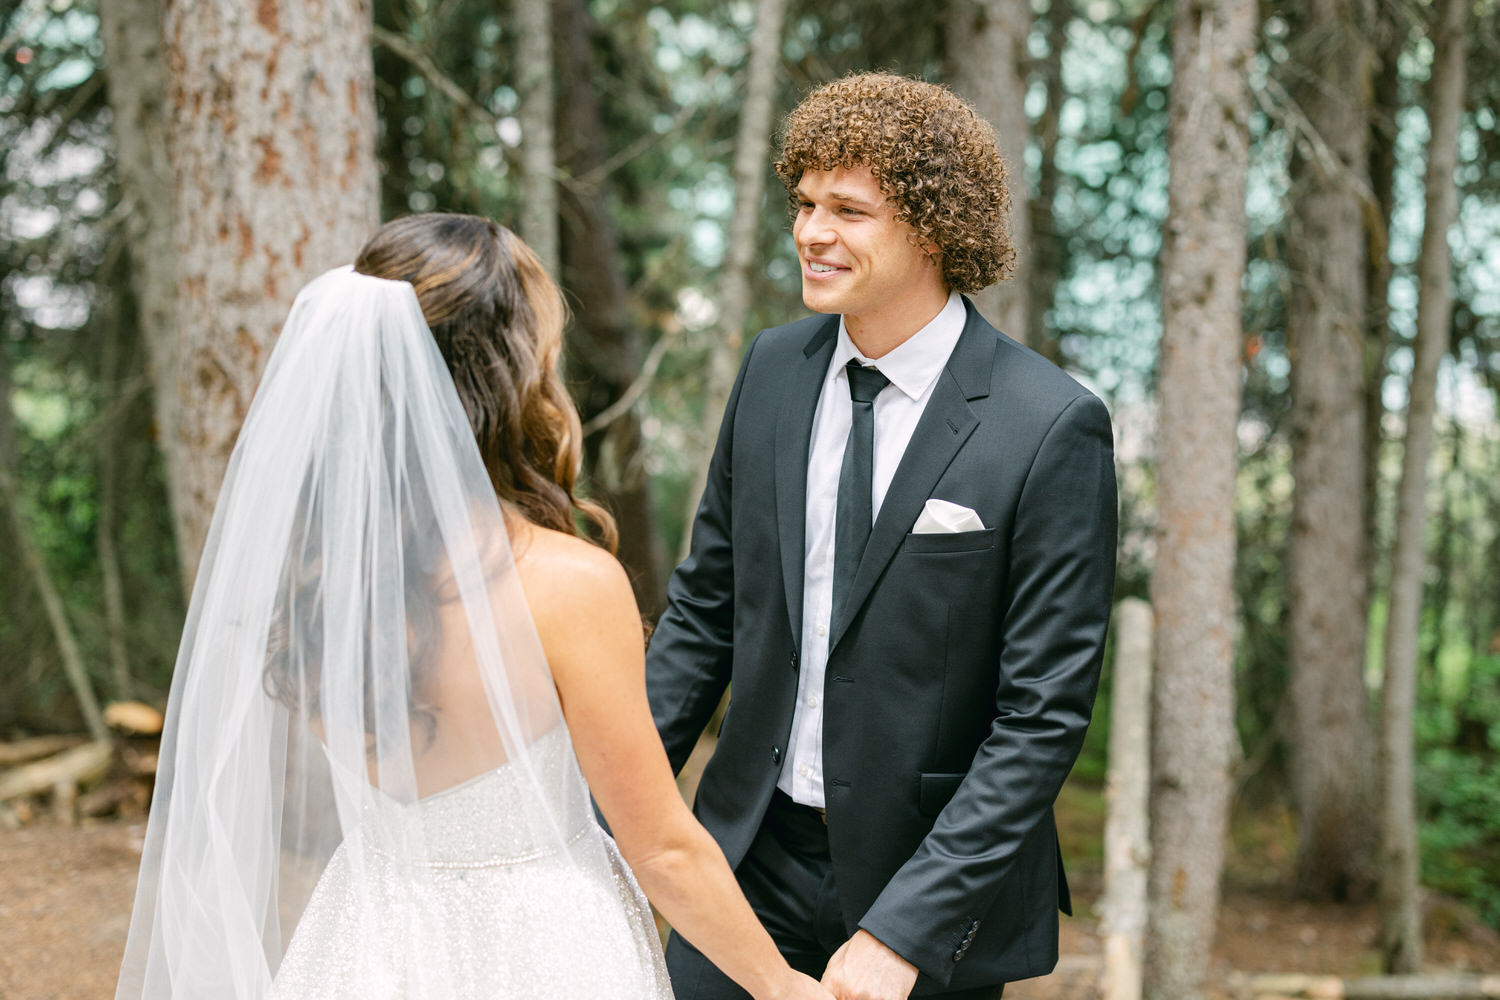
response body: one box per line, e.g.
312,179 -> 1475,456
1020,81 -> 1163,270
2,0 -> 1498,987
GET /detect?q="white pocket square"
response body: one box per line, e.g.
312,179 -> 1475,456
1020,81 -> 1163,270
912,498 -> 986,534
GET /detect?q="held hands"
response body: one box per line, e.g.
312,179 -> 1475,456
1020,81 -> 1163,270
766,970 -> 838,1000
820,930 -> 919,1000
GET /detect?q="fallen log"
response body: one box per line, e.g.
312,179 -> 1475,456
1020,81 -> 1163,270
104,700 -> 164,735
121,744 -> 159,778
77,775 -> 151,819
0,734 -> 87,767
1234,973 -> 1500,999
0,741 -> 113,802
53,776 -> 78,825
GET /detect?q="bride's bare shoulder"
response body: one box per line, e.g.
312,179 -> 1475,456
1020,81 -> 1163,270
509,521 -> 637,627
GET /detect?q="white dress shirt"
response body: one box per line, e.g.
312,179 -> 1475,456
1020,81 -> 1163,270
778,291 -> 967,807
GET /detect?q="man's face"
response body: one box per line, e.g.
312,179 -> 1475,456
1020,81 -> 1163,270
792,164 -> 943,328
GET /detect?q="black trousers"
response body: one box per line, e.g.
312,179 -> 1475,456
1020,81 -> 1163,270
664,790 -> 1003,1000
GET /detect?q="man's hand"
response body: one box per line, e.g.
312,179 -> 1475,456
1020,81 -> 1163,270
820,929 -> 919,1000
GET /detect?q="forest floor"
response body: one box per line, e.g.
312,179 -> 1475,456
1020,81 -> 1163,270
1,781 -> 1497,1000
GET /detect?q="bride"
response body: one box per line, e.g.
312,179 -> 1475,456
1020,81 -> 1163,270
114,214 -> 832,1000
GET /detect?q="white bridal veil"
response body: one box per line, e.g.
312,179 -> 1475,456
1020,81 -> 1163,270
115,266 -> 666,999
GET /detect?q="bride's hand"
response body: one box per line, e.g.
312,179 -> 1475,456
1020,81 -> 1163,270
764,969 -> 838,1000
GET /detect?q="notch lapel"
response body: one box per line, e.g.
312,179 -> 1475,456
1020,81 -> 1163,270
775,317 -> 839,649
829,304 -> 998,651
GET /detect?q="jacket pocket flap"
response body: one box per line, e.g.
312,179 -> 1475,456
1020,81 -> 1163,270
903,526 -> 998,554
918,771 -> 966,816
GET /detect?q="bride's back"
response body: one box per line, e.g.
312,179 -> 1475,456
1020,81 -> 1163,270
349,213 -> 623,798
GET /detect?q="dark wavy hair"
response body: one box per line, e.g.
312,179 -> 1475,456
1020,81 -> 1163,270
265,215 -> 614,743
355,213 -> 615,549
775,72 -> 1015,294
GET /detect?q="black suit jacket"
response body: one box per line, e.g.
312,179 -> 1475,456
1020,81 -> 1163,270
646,300 -> 1117,991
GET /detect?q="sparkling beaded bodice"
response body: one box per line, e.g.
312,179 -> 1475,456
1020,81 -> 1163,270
357,725 -> 593,867
272,723 -> 672,999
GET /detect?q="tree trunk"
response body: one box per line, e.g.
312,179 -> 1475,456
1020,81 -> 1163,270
1480,433 -> 1500,666
1283,0 -> 1378,900
1145,3 -> 1254,997
1361,2 -> 1405,577
1377,0 -> 1467,972
678,0 -> 788,561
514,0 -> 558,278
1101,598 -> 1153,1000
553,0 -> 664,611
1028,0 -> 1071,361
164,0 -> 380,579
945,0 -> 1031,343
1420,419 -> 1460,687
97,0 -> 187,588
96,312 -> 132,699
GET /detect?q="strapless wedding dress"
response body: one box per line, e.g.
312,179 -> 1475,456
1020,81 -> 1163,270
269,725 -> 672,999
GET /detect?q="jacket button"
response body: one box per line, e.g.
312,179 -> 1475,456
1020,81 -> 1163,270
953,950 -> 964,963
789,650 -> 799,667
771,746 -> 782,765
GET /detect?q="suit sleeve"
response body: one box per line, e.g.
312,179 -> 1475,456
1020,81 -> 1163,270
645,335 -> 761,773
858,391 -> 1118,984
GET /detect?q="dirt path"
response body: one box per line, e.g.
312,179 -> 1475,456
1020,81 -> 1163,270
1,822 -> 144,1000
2,820 -> 1496,999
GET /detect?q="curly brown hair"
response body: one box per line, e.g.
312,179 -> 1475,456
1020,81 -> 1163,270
775,72 -> 1015,294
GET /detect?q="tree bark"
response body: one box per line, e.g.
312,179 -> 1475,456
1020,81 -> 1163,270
164,0 -> 380,578
97,0 -> 187,588
1361,2 -> 1405,574
1284,0 -> 1378,900
96,313 -> 132,699
1145,3 -> 1254,997
678,0 -> 788,560
1420,419 -> 1461,687
945,0 -> 1031,343
1377,0 -> 1467,972
1028,0 -> 1071,361
1101,598 -> 1153,1000
515,0 -> 559,278
553,0 -> 664,610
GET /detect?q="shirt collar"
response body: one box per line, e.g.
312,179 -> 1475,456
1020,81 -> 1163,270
833,291 -> 966,401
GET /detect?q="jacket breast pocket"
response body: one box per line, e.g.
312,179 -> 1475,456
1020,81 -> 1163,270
903,526 -> 998,555
918,771 -> 967,816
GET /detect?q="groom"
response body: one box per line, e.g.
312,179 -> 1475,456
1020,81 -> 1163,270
647,73 -> 1117,1000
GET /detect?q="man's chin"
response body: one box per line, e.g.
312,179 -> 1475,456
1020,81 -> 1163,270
801,288 -> 839,315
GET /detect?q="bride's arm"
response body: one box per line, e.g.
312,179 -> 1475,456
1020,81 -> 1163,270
519,530 -> 828,1000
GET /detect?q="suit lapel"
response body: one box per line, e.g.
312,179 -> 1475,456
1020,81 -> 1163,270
775,317 -> 839,649
829,302 -> 998,652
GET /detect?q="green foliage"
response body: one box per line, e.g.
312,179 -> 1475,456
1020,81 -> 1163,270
1,0 -> 183,731
1417,655 -> 1500,927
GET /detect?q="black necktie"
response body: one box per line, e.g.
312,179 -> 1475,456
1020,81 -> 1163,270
832,360 -> 891,629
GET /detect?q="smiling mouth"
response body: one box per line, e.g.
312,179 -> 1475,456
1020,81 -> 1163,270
808,261 -> 840,273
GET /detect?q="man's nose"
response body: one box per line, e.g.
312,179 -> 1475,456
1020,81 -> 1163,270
797,207 -> 836,247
